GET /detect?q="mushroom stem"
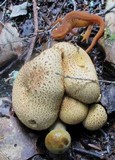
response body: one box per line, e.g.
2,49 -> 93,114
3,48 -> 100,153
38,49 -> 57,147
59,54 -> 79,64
50,120 -> 66,130
45,120 -> 71,154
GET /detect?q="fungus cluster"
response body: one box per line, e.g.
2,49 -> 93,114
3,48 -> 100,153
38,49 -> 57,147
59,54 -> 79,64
12,42 -> 107,154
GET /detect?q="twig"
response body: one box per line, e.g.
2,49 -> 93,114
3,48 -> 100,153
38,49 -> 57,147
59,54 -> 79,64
0,41 -> 30,76
104,5 -> 115,15
99,5 -> 115,15
98,79 -> 115,84
0,97 -> 12,104
0,0 -> 7,7
101,0 -> 104,5
55,73 -> 115,84
0,21 -> 14,36
1,1 -> 7,21
0,58 -> 18,76
99,129 -> 112,155
71,0 -> 76,11
100,129 -> 108,140
56,73 -> 97,83
40,12 -> 51,26
88,143 -> 102,151
49,0 -> 59,11
25,0 -> 38,62
73,147 -> 105,159
53,0 -> 67,21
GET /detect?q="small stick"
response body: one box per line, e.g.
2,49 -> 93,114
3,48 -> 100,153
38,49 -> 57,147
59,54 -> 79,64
1,1 -> 7,21
71,0 -> 76,11
55,73 -> 115,84
0,0 -> 7,7
100,129 -> 109,142
50,0 -> 58,12
0,21 -> 14,36
0,58 -> 18,76
49,0 -> 59,11
101,0 -> 104,5
104,5 -> 115,15
0,43 -> 29,76
53,0 -> 66,22
73,147 -> 105,159
88,143 -> 102,151
25,0 -> 38,62
40,12 -> 51,26
99,129 -> 112,155
98,5 -> 115,15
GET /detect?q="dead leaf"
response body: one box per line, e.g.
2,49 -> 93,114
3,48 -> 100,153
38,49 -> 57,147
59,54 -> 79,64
105,0 -> 115,35
0,100 -> 38,160
10,2 -> 32,18
0,23 -> 23,55
0,23 -> 23,66
104,42 -> 115,64
101,84 -> 115,114
0,152 -> 9,160
0,97 -> 12,106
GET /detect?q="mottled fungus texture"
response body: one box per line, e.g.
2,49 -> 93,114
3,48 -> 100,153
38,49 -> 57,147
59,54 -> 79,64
12,42 -> 101,131
12,48 -> 64,130
53,42 -> 100,104
59,96 -> 88,124
83,104 -> 107,130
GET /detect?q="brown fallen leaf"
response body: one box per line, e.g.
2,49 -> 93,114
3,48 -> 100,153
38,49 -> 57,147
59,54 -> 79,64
0,151 -> 9,160
0,23 -> 24,67
0,100 -> 39,160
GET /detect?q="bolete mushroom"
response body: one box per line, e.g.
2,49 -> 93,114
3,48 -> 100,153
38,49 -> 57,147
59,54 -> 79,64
45,120 -> 71,154
12,48 -> 64,130
83,104 -> 107,130
53,42 -> 100,104
59,96 -> 88,125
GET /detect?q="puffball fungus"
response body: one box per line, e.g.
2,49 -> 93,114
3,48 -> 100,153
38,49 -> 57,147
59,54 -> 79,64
53,42 -> 100,104
83,104 -> 107,130
59,96 -> 88,125
12,42 -> 101,131
12,48 -> 64,130
45,120 -> 71,154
